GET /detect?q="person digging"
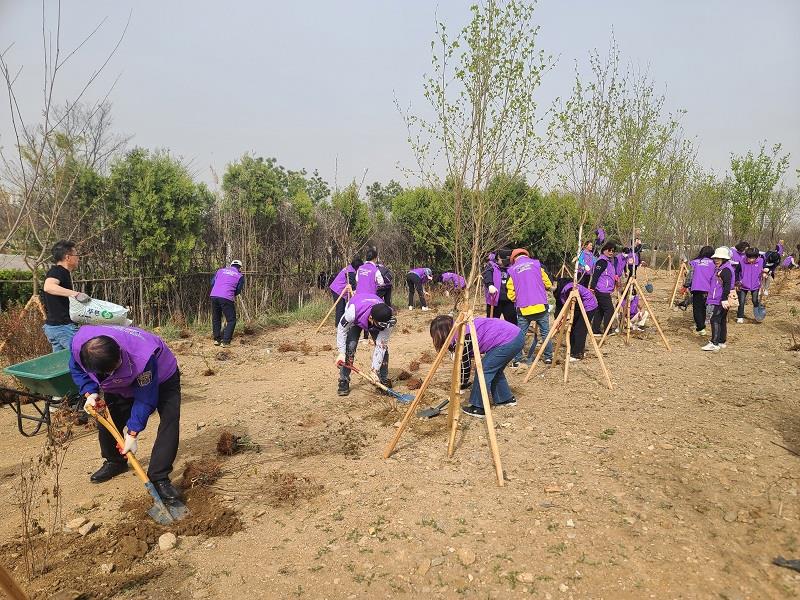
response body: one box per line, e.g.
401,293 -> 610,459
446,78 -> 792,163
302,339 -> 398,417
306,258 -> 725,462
69,325 -> 183,505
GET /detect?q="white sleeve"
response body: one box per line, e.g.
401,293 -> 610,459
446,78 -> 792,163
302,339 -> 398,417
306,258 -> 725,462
372,327 -> 391,371
375,269 -> 384,286
336,303 -> 356,353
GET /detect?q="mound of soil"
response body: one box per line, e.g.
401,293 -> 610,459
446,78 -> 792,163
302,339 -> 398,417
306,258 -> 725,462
418,351 -> 434,363
408,360 -> 420,371
180,458 -> 223,489
277,340 -> 313,354
396,370 -> 412,381
407,378 -> 423,390
265,471 -> 324,507
279,418 -> 372,459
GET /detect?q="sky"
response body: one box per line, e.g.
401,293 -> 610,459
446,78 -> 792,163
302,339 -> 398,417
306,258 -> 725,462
0,0 -> 798,192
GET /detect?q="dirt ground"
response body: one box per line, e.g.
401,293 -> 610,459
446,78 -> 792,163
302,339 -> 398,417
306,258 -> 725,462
1,271 -> 799,599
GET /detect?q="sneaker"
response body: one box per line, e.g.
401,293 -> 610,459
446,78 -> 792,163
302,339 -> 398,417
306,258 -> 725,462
592,333 -> 602,337
639,311 -> 649,326
736,318 -> 744,324
213,340 -> 221,346
632,325 -> 643,331
569,356 -> 580,363
718,343 -> 727,349
510,360 -> 521,368
543,357 -> 552,365
701,342 -> 720,352
220,342 -> 230,348
495,396 -> 517,407
408,306 -> 414,310
695,329 -> 707,335
421,306 -> 430,312
462,405 -> 485,418
337,381 -> 350,396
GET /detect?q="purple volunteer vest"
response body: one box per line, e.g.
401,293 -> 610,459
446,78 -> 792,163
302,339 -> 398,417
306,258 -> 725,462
452,317 -> 519,354
508,256 -> 547,307
71,325 -> 178,398
210,267 -> 243,301
708,262 -> 735,306
356,262 -> 379,295
409,268 -> 430,281
579,249 -> 595,273
594,257 -> 617,293
348,294 -> 384,330
739,257 -> 764,291
615,254 -> 627,276
596,228 -> 606,243
561,282 -> 598,312
730,248 -> 744,265
777,243 -> 784,255
782,256 -> 793,267
689,258 -> 715,292
330,265 -> 355,296
625,295 -> 640,317
485,259 -> 502,306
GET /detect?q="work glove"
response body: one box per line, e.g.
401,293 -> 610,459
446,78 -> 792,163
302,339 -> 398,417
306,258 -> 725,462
118,431 -> 138,456
335,353 -> 346,367
83,393 -> 105,412
680,287 -> 688,294
721,300 -> 730,310
488,285 -> 498,295
74,292 -> 91,303
369,369 -> 381,384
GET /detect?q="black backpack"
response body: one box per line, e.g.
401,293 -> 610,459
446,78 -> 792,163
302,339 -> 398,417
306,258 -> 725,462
378,264 -> 393,286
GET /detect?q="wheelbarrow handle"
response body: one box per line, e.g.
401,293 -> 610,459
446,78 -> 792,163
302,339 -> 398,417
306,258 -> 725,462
85,405 -> 150,486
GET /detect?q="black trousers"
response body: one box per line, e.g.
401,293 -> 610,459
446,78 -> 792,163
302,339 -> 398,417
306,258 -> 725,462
571,307 -> 594,358
692,291 -> 707,331
406,273 -> 427,308
591,292 -> 614,334
100,370 -> 181,482
338,327 -> 389,384
736,289 -> 759,319
211,297 -> 236,343
332,290 -> 348,326
710,305 -> 728,345
486,299 -> 516,323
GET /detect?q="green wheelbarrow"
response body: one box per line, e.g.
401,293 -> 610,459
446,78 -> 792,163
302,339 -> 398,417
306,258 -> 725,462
2,350 -> 80,437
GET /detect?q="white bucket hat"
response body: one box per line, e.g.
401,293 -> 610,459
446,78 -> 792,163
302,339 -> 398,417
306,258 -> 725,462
230,260 -> 243,267
711,247 -> 731,260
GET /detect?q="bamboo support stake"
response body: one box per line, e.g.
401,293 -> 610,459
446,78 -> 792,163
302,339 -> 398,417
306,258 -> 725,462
467,319 -> 504,486
447,320 -> 467,457
383,317 -> 463,458
314,284 -> 352,334
668,262 -> 687,308
632,278 -> 671,351
0,564 -> 27,600
563,310 -> 573,382
523,299 -> 570,383
575,293 -> 614,389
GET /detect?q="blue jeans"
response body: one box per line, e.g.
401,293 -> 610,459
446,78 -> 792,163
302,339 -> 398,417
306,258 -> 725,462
515,310 -> 552,363
469,331 -> 524,407
42,323 -> 78,352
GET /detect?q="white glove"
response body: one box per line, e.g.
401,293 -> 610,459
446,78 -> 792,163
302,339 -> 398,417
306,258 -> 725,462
83,393 -> 103,412
335,353 -> 346,367
488,285 -> 498,295
74,292 -> 91,303
118,432 -> 138,456
721,300 -> 730,310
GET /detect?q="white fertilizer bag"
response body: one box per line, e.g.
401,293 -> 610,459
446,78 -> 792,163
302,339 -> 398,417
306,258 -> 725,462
69,296 -> 133,326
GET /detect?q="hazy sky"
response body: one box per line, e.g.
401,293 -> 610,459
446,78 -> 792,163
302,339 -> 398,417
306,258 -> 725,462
1,0 -> 798,191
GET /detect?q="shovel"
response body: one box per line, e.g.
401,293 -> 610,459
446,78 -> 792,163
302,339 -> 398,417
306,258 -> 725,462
85,405 -> 188,525
342,363 -> 415,403
417,398 -> 449,419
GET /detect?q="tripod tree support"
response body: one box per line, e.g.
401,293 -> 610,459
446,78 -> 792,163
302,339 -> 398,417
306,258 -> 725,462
599,277 -> 672,352
523,290 -> 613,390
668,262 -> 688,309
383,313 -> 505,487
314,284 -> 352,334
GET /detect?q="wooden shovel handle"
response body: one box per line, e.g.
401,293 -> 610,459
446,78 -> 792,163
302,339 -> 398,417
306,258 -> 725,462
85,405 -> 151,485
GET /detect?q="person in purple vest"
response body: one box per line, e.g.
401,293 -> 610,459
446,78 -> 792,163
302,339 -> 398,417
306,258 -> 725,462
406,267 -> 433,310
589,242 -> 618,335
329,256 -> 363,325
730,241 -> 749,268
735,247 -> 767,323
429,315 -> 524,418
622,292 -> 649,331
595,227 -> 606,248
210,260 -> 245,347
776,239 -> 785,256
440,271 -> 466,291
69,325 -> 182,503
356,247 -> 384,297
685,246 -> 715,334
376,260 -> 393,306
507,248 -> 553,366
482,252 -> 502,316
576,241 -> 595,285
556,278 -> 597,362
334,294 -> 396,396
782,254 -> 798,269
702,247 -> 735,351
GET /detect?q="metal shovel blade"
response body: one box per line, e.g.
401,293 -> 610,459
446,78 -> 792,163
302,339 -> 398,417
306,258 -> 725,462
165,499 -> 189,520
144,481 -> 175,525
388,389 -> 415,404
417,399 -> 449,419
